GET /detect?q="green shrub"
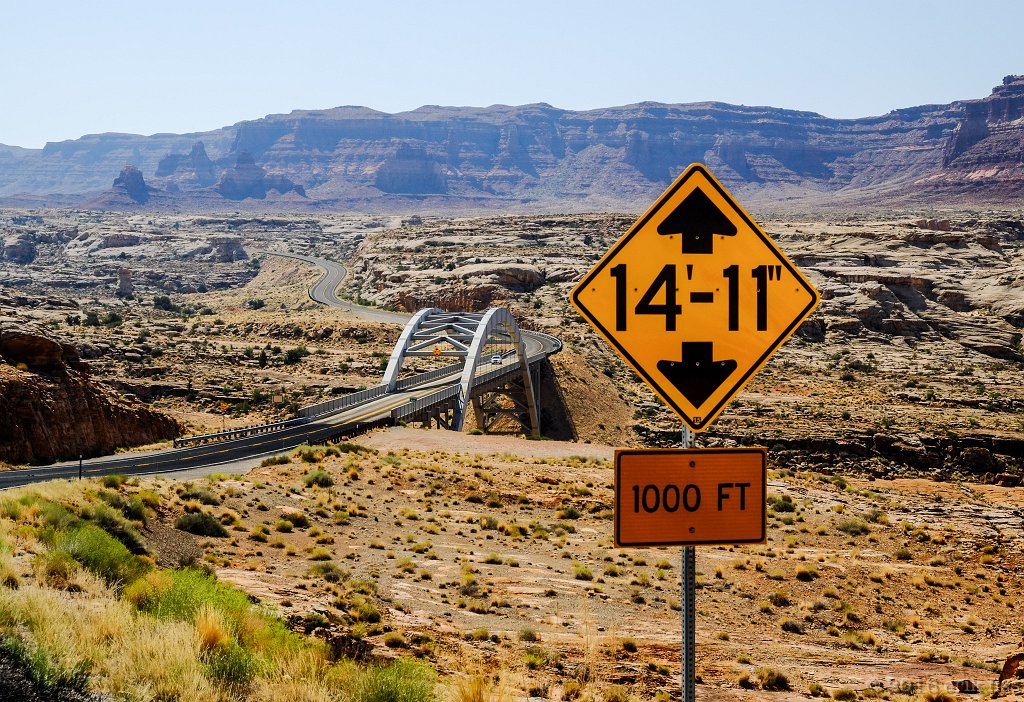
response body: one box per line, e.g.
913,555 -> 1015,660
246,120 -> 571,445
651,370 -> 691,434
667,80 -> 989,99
58,524 -> 149,586
179,486 -> 221,506
284,347 -> 310,365
260,455 -> 291,467
204,642 -> 259,693
836,519 -> 870,536
310,562 -> 347,583
767,494 -> 796,513
335,442 -> 370,454
572,563 -> 593,581
33,550 -> 80,589
137,490 -> 162,510
780,618 -> 804,634
137,568 -> 246,620
350,658 -> 436,702
283,512 -> 310,529
90,503 -> 149,554
351,600 -> 381,623
795,564 -> 819,581
304,470 -> 334,488
99,474 -> 127,489
176,512 -> 228,537
33,500 -> 79,532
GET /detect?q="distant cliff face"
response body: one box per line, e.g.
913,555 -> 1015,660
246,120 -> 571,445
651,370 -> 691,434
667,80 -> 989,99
920,75 -> 1024,199
1,78 -> 1023,210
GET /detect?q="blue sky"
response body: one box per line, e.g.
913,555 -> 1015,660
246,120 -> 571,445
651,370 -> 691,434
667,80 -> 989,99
2,0 -> 1020,148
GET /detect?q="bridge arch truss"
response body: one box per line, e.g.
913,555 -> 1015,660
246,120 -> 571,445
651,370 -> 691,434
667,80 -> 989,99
382,308 -> 539,434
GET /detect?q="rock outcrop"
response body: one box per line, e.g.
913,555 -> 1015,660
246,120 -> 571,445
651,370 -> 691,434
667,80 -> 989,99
922,75 -> 1024,198
0,319 -> 180,464
155,141 -> 217,187
1,232 -> 36,263
215,151 -> 306,200
112,164 -> 154,203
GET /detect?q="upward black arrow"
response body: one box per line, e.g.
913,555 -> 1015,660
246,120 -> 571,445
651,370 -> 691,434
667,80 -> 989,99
657,187 -> 737,254
657,342 -> 737,409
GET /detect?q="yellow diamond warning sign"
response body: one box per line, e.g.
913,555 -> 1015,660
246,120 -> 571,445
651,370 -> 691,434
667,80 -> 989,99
570,164 -> 819,432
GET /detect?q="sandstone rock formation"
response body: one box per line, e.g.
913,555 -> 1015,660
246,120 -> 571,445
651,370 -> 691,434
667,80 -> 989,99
0,319 -> 180,464
922,74 -> 1024,199
112,164 -> 154,203
1,233 -> 36,263
215,151 -> 306,200
0,318 -> 81,370
155,141 -> 217,187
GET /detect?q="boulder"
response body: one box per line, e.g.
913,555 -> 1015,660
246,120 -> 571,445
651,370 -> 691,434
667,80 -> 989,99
209,236 -> 248,262
2,233 -> 36,263
0,319 -> 79,370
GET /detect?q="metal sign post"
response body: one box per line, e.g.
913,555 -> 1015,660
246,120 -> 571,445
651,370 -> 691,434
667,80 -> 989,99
681,425 -> 695,702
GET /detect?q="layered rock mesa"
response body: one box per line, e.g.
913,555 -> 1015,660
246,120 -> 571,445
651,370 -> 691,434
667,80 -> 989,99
1,76 -> 1023,208
0,319 -> 180,465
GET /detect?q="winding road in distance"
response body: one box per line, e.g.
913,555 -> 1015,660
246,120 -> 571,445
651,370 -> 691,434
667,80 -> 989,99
264,251 -> 410,325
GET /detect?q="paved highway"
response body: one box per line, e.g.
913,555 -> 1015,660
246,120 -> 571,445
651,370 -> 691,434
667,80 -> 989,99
0,382 -> 455,489
265,251 -> 410,325
1,251 -> 559,489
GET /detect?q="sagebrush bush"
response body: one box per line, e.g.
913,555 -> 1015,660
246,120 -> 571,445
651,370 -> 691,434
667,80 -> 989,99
99,474 -> 127,489
757,667 -> 790,691
304,470 -> 334,488
178,486 -> 221,506
175,512 -> 228,537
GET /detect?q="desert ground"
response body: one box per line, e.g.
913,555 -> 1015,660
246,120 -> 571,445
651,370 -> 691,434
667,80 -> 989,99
0,209 -> 1022,700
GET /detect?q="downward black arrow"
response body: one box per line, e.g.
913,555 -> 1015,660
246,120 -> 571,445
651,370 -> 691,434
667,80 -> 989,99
657,342 -> 737,408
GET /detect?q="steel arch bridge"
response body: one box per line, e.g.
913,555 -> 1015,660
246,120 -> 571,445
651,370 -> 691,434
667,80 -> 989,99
381,308 -> 540,434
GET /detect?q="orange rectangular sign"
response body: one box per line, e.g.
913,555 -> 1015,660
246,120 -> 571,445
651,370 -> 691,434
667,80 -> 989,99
615,448 -> 766,547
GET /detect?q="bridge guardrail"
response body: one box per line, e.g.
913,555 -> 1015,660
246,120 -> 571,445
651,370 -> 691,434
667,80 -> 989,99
298,384 -> 389,418
173,416 -> 311,448
394,361 -> 465,390
391,385 -> 462,423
